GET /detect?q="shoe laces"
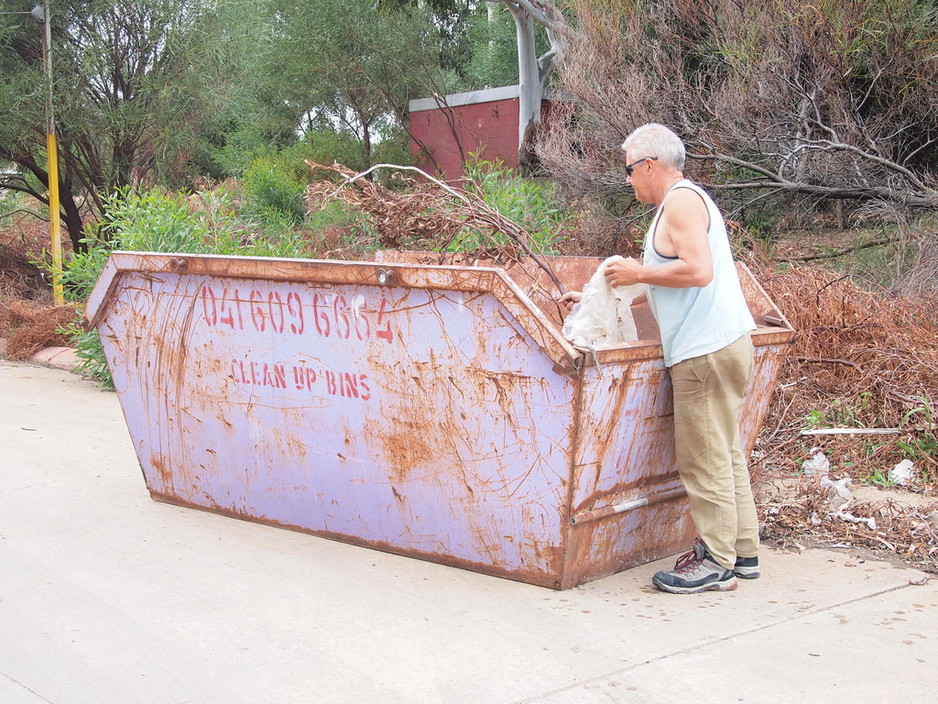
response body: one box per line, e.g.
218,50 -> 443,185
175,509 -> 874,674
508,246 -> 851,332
674,548 -> 703,573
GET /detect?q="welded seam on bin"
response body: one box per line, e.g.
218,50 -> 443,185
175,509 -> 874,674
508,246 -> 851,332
486,271 -> 578,369
558,349 -> 588,588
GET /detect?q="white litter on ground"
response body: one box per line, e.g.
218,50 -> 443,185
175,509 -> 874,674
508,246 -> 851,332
802,450 -> 830,477
889,459 -> 916,486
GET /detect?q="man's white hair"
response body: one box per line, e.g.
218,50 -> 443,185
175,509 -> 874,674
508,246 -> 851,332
622,123 -> 685,170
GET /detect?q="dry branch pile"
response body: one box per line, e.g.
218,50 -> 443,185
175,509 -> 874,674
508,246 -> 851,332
0,215 -> 55,303
303,161 -> 566,294
746,258 -> 938,569
0,300 -> 77,360
306,162 -> 464,251
762,265 -> 937,432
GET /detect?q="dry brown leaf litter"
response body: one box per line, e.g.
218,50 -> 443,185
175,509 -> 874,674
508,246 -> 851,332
0,299 -> 77,359
744,257 -> 938,570
760,477 -> 938,567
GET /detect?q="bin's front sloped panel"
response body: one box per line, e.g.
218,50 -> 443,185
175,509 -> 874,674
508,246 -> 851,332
561,336 -> 792,588
561,356 -> 694,588
92,259 -> 578,588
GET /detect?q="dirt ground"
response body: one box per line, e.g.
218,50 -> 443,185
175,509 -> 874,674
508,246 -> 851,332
2,213 -> 936,572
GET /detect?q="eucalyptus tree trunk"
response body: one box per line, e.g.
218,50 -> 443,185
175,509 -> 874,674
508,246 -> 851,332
507,6 -> 541,151
502,0 -> 565,172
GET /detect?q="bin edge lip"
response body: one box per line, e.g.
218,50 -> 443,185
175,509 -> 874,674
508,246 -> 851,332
86,253 -> 795,369
84,250 -> 584,369
84,255 -> 124,329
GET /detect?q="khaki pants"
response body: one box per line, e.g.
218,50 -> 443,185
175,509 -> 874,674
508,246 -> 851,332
669,334 -> 758,569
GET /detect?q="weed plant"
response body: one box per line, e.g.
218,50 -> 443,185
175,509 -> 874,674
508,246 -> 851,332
242,158 -> 306,224
448,157 -> 571,254
62,325 -> 115,390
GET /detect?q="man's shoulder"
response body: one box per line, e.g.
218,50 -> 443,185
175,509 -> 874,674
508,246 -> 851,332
666,181 -> 709,204
662,184 -> 710,225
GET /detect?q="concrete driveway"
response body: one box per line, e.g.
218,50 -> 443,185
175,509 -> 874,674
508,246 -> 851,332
1,360 -> 934,704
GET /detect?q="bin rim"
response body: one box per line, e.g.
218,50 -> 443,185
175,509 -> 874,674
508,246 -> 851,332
84,250 -> 584,372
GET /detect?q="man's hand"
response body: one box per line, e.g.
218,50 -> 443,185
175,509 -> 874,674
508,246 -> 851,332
557,291 -> 582,310
604,257 -> 643,287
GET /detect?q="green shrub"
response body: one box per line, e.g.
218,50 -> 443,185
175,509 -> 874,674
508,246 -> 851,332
212,125 -> 277,178
62,324 -> 114,391
242,157 -> 306,224
369,127 -> 413,174
106,189 -> 213,252
449,157 -> 571,254
59,232 -> 112,303
281,130 -> 370,178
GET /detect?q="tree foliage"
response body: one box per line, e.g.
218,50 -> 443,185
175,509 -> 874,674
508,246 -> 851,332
266,0 -> 448,159
463,2 -> 551,90
0,0 -> 261,249
540,0 -> 938,222
4,0 -> 936,258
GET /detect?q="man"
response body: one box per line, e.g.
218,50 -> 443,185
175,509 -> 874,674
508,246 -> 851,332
560,123 -> 759,594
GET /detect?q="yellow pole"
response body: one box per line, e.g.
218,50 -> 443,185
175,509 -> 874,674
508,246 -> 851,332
47,132 -> 63,305
40,2 -> 63,306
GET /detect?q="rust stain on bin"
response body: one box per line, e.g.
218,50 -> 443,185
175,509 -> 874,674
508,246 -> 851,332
86,251 -> 793,589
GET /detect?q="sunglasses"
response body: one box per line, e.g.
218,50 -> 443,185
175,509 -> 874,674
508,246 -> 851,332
625,156 -> 658,176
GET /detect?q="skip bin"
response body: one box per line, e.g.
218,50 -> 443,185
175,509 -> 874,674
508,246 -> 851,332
85,251 -> 793,589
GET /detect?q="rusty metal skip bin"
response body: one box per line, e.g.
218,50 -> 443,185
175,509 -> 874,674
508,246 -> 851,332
84,251 -> 793,589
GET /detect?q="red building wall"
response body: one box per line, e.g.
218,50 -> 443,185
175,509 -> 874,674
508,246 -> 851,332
409,86 -> 530,183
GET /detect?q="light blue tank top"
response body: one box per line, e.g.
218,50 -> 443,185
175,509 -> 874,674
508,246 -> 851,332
643,180 -> 755,367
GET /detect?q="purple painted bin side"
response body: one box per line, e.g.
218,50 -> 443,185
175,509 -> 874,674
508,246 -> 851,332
85,252 -> 794,589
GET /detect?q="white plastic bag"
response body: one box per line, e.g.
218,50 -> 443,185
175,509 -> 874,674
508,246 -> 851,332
801,450 -> 830,477
562,256 -> 643,348
820,476 -> 853,510
889,459 -> 915,486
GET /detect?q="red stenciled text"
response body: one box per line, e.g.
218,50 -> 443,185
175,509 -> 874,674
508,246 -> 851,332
201,285 -> 394,345
231,359 -> 371,401
230,359 -> 288,389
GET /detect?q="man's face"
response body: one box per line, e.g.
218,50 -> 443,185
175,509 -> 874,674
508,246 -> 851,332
625,152 -> 653,204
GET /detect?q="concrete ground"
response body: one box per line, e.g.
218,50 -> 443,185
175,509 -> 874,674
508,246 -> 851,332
1,359 -> 934,704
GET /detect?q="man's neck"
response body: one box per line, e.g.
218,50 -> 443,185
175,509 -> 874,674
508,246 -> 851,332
651,171 -> 685,206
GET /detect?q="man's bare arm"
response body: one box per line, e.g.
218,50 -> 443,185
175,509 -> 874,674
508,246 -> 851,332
604,190 -> 713,289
